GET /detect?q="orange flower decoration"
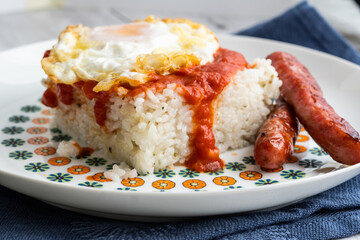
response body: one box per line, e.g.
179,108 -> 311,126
27,127 -> 47,134
27,136 -> 49,145
32,117 -> 50,125
286,155 -> 299,163
68,165 -> 90,175
121,177 -> 145,187
213,176 -> 236,186
87,172 -> 112,182
41,109 -> 52,115
48,157 -> 71,166
294,145 -> 307,153
297,135 -> 309,142
152,180 -> 175,190
34,147 -> 56,156
239,171 -> 262,180
261,166 -> 284,172
183,179 -> 206,189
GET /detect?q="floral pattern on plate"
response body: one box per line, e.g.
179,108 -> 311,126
0,101 -> 348,193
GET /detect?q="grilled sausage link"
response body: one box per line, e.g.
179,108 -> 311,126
254,99 -> 300,169
267,51 -> 360,165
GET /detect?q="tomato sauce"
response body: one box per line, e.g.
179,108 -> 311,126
72,141 -> 94,158
41,88 -> 58,108
82,80 -> 110,126
56,83 -> 74,105
43,49 -> 51,58
42,81 -> 109,127
41,48 -> 248,172
129,48 -> 248,171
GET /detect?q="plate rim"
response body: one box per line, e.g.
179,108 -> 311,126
0,35 -> 360,218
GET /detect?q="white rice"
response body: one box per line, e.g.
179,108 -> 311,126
56,140 -> 79,158
214,58 -> 281,151
52,58 -> 281,174
104,162 -> 138,181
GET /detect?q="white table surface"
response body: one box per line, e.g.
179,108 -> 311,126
1,0 -> 360,239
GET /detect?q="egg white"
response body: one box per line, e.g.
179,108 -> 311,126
42,18 -> 219,91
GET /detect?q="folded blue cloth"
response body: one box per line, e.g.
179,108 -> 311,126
1,1 -> 360,240
236,1 -> 360,65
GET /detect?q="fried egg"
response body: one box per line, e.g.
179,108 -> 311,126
42,16 -> 219,92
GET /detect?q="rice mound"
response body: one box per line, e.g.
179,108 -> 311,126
52,58 -> 281,174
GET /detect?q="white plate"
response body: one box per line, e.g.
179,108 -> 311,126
0,35 -> 360,222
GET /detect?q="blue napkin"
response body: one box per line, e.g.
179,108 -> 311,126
1,1 -> 360,239
237,1 -> 360,65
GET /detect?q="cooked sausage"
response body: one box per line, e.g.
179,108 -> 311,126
254,98 -> 300,169
267,51 -> 360,165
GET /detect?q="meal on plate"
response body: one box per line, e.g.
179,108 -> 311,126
40,16 -> 360,179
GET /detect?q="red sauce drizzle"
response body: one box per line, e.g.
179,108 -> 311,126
93,101 -> 107,126
43,49 -> 51,58
41,88 -> 58,108
42,80 -> 109,126
128,48 -> 248,171
41,48 -> 247,172
73,81 -> 85,89
56,83 -> 74,105
73,142 -> 94,158
82,81 -> 110,126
